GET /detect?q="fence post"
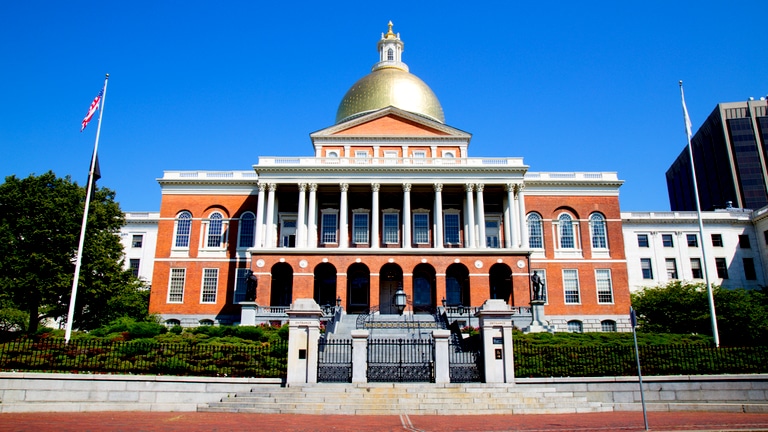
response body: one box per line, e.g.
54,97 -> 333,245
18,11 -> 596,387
286,298 -> 323,385
476,299 -> 515,383
432,329 -> 451,383
351,329 -> 369,383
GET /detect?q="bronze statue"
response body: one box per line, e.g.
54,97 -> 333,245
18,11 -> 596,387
530,271 -> 544,301
245,270 -> 257,301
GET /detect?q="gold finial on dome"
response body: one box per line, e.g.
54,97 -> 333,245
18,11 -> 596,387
385,20 -> 396,39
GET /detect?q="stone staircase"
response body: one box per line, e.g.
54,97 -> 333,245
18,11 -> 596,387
199,383 -> 612,415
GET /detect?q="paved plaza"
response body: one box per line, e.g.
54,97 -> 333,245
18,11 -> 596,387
1,411 -> 768,431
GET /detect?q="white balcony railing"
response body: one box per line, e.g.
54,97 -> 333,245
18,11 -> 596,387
257,157 -> 525,167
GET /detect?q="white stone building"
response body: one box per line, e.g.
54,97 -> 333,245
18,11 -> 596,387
119,211 -> 160,289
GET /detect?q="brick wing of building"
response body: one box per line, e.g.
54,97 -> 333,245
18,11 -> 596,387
149,23 -> 631,332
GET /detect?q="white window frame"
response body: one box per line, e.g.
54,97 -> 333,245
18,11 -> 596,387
640,258 -> 654,279
382,210 -> 400,245
384,150 -> 398,164
527,213 -> 543,249
412,211 -> 430,244
601,320 -> 617,332
554,213 -> 582,258
172,211 -> 192,251
167,268 -> 186,303
567,320 -> 583,333
563,269 -> 580,304
595,269 -> 613,304
589,213 -> 609,257
320,209 -> 339,244
279,214 -> 297,248
666,258 -> 678,280
485,215 -> 501,249
132,234 -> 144,248
202,211 -> 227,250
352,211 -> 370,244
444,211 -> 461,245
201,268 -> 218,304
354,150 -> 369,164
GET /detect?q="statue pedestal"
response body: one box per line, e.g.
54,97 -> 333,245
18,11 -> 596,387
240,301 -> 258,326
523,300 -> 556,334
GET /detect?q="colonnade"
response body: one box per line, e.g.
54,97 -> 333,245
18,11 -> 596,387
253,181 -> 528,250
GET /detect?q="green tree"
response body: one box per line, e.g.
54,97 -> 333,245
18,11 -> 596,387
0,171 -> 148,333
631,280 -> 768,346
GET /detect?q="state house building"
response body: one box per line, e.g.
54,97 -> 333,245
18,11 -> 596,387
149,24 -> 631,332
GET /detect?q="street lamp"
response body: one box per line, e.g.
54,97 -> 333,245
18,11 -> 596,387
394,285 -> 407,315
336,296 -> 342,308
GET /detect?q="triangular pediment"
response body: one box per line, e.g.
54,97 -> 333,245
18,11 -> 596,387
310,106 -> 471,140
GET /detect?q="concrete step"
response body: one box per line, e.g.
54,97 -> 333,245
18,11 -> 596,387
200,383 -> 611,415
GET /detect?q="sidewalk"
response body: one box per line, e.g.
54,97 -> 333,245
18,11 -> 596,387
1,411 -> 768,431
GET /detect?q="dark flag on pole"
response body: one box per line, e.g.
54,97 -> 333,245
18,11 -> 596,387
630,307 -> 637,329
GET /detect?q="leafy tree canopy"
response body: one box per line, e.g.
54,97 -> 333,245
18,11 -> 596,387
631,280 -> 768,346
0,171 -> 148,333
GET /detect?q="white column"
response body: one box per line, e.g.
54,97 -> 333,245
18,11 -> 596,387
465,184 -> 476,248
476,183 -> 486,249
371,183 -> 380,249
402,183 -> 412,249
297,183 -> 307,248
264,183 -> 277,248
516,183 -> 527,248
340,183 -> 349,248
434,183 -> 443,249
307,183 -> 318,248
504,183 -> 516,249
254,183 -> 266,248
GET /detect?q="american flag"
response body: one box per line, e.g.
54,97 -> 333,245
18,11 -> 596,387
80,88 -> 103,132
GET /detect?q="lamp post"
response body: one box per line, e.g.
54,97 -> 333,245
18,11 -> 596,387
394,284 -> 407,315
336,296 -> 341,308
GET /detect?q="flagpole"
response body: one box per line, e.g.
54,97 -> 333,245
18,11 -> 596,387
65,73 -> 109,343
679,80 -> 720,347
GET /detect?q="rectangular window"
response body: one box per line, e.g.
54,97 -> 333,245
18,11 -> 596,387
686,234 -> 698,247
384,150 -> 398,163
563,269 -> 580,304
637,234 -> 649,248
595,269 -> 613,304
739,234 -> 751,249
413,213 -> 429,244
233,268 -> 249,304
168,268 -> 186,303
355,150 -> 369,164
662,234 -> 674,247
712,234 -> 723,247
486,219 -> 500,248
743,258 -> 757,280
352,213 -> 369,244
132,234 -> 143,248
690,258 -> 703,279
640,258 -> 653,279
129,259 -> 140,277
321,212 -> 338,244
444,213 -> 460,245
383,213 -> 399,244
715,258 -> 728,279
665,258 -> 678,279
201,268 -> 218,303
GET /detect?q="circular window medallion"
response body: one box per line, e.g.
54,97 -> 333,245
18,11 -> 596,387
474,260 -> 483,269
256,259 -> 265,268
299,259 -> 308,268
517,260 -> 525,269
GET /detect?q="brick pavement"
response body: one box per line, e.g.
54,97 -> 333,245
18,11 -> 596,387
1,412 -> 768,432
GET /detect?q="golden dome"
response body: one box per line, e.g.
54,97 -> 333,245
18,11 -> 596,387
335,23 -> 445,124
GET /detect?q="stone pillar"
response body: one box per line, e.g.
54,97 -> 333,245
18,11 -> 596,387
465,184 -> 476,248
340,183 -> 349,248
504,183 -> 516,249
434,183 -> 444,249
523,300 -> 555,334
371,183 -> 380,249
476,184 -> 486,249
286,299 -> 323,385
516,184 -> 527,248
351,329 -> 369,383
239,301 -> 258,326
307,183 -> 318,248
264,183 -> 277,248
402,183 -> 412,249
255,183 -> 266,248
476,299 -> 515,383
297,183 -> 307,248
432,329 -> 451,383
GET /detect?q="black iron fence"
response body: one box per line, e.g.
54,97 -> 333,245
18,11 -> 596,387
367,338 -> 434,382
317,338 -> 353,382
514,344 -> 768,378
0,338 -> 288,378
448,335 -> 483,383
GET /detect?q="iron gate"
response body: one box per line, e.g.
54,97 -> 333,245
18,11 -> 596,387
317,338 -> 352,382
449,335 -> 483,382
367,338 -> 434,382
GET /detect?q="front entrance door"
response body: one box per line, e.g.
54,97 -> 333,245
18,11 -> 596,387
379,280 -> 399,314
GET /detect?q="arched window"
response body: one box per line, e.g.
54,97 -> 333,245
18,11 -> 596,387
567,320 -> 583,333
590,213 -> 607,249
238,212 -> 255,248
199,319 -> 214,326
387,48 -> 394,61
527,213 -> 543,248
206,212 -> 224,248
558,213 -> 575,248
165,319 -> 180,328
174,211 -> 192,248
601,320 -> 617,332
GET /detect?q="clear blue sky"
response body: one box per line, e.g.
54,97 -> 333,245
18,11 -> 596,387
2,1 -> 766,212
